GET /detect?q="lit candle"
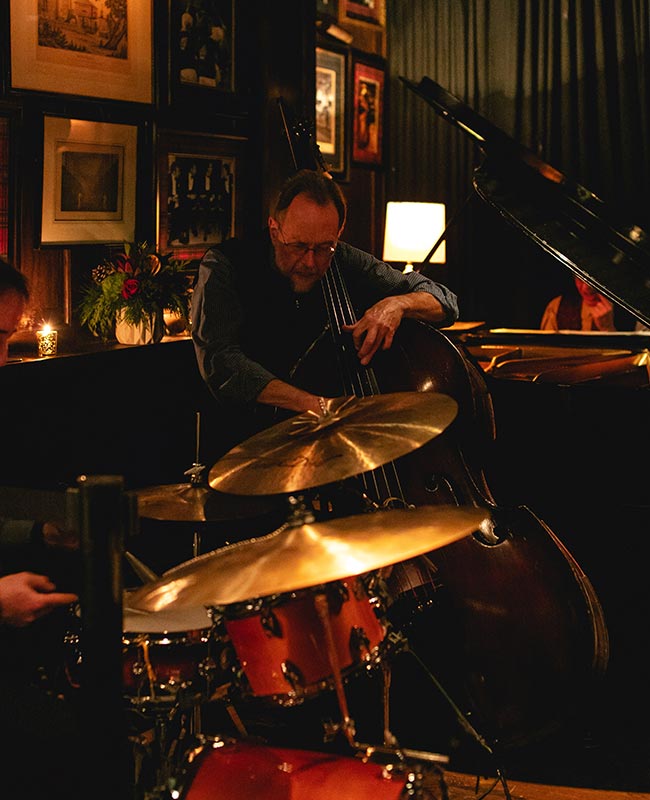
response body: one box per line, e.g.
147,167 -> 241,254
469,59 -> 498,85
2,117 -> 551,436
36,324 -> 58,357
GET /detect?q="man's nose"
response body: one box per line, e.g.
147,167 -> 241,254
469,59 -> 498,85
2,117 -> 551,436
301,248 -> 317,266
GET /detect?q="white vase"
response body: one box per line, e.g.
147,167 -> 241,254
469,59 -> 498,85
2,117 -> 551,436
115,309 -> 164,345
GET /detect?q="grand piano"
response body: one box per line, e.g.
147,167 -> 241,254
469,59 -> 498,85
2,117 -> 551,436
402,75 -> 650,380
401,76 -> 650,508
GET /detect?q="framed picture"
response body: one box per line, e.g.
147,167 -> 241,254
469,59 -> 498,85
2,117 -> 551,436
168,0 -> 235,100
342,0 -> 385,25
9,0 -> 152,103
40,117 -> 137,245
0,114 -> 11,259
157,130 -> 246,260
316,47 -> 347,177
352,58 -> 385,166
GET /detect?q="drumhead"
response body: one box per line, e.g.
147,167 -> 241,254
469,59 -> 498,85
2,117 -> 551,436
123,590 -> 213,633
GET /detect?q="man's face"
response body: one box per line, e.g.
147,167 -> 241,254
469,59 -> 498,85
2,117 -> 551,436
0,289 -> 25,367
269,194 -> 341,294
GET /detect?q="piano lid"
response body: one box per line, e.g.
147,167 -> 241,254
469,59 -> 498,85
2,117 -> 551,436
401,76 -> 650,328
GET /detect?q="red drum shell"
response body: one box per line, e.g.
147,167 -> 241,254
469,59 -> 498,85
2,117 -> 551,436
224,577 -> 386,700
121,628 -> 211,701
182,741 -> 407,800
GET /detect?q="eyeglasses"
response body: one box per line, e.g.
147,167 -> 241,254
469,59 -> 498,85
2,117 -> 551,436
273,222 -> 337,263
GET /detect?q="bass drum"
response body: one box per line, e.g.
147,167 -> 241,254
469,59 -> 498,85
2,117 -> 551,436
177,738 -> 443,800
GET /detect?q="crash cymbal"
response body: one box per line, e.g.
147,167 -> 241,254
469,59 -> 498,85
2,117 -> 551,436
126,504 -> 488,612
208,392 -> 458,496
134,483 -> 279,523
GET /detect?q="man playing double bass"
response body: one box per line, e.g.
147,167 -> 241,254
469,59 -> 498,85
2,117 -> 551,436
191,168 -> 458,449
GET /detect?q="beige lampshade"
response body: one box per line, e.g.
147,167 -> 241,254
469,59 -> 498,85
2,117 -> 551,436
382,201 -> 446,272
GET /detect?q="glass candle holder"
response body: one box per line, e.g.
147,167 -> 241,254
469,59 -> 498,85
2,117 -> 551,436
36,326 -> 58,357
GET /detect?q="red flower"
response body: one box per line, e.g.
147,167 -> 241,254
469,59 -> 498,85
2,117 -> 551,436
121,277 -> 140,299
115,254 -> 134,273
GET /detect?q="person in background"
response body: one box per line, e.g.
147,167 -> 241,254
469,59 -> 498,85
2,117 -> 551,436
0,257 -> 85,799
541,274 -> 616,331
191,168 -> 459,451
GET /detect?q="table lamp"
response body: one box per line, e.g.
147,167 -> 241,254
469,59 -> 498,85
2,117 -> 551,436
382,201 -> 446,273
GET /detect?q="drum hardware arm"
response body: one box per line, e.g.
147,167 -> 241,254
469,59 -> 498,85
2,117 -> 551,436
184,411 -> 207,487
357,745 -> 448,800
125,550 -> 160,583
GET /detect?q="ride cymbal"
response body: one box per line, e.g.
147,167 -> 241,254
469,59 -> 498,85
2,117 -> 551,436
133,483 -> 279,523
126,504 -> 488,612
208,392 -> 458,496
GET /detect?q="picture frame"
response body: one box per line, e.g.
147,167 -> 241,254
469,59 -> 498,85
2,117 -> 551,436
352,58 -> 385,166
342,0 -> 385,26
168,0 -> 235,102
0,114 -> 11,260
9,0 -> 153,103
316,47 -> 347,177
157,130 -> 246,260
40,116 -> 137,245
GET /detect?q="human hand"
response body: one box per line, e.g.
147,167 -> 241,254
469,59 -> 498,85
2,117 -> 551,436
0,572 -> 78,627
588,294 -> 615,330
342,296 -> 405,365
42,522 -> 79,551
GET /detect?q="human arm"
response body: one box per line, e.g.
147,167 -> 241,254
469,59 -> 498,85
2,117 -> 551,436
540,296 -> 561,330
343,291 -> 448,366
191,245 -> 280,406
1,518 -> 78,552
338,243 -> 459,366
585,293 -> 615,331
256,379 -> 324,414
0,572 -> 78,627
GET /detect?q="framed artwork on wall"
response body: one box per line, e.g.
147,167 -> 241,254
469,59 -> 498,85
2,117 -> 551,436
40,116 -> 138,245
168,0 -> 235,101
342,0 -> 385,26
9,0 -> 153,103
0,115 -> 10,259
316,47 -> 347,177
352,58 -> 385,166
157,130 -> 246,260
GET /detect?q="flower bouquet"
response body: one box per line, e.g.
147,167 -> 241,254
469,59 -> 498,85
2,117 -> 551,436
77,242 -> 192,342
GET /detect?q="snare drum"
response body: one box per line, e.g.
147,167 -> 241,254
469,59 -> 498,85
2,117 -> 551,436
223,576 -> 387,704
64,598 -> 223,708
179,739 -> 415,800
123,601 -> 219,707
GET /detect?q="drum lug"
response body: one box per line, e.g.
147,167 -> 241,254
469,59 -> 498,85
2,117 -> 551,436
261,607 -> 283,638
327,580 -> 349,613
349,625 -> 372,663
281,660 -> 305,694
198,655 -> 218,682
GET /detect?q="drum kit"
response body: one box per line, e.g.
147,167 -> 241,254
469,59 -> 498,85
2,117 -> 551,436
93,392 -> 491,799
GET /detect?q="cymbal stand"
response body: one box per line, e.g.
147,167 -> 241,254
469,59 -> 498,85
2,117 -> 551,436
391,629 -> 513,800
183,410 -> 206,558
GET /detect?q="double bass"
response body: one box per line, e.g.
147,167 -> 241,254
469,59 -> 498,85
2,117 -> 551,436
279,99 -> 609,753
